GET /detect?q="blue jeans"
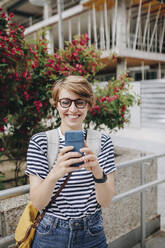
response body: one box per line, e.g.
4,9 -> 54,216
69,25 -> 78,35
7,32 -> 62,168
31,210 -> 108,248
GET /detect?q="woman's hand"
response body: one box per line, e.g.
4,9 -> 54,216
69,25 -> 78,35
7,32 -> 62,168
80,143 -> 115,208
80,143 -> 103,179
50,146 -> 84,180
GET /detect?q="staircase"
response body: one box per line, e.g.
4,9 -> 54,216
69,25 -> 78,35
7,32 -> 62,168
141,80 -> 165,129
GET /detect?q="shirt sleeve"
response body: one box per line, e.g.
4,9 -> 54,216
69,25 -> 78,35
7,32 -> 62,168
98,133 -> 116,175
25,132 -> 49,179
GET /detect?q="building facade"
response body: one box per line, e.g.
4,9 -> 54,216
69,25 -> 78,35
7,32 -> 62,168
1,0 -> 165,81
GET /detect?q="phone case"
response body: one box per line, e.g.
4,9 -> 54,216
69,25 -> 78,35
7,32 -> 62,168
65,130 -> 84,167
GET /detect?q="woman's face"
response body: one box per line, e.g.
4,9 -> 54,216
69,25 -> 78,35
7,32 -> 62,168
56,88 -> 89,131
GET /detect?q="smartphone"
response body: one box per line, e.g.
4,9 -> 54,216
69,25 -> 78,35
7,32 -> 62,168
65,130 -> 84,167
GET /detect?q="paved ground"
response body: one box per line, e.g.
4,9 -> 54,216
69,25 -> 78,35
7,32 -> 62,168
132,231 -> 165,248
111,127 -> 165,247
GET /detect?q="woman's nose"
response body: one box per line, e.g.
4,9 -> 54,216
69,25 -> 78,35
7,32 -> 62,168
69,101 -> 77,111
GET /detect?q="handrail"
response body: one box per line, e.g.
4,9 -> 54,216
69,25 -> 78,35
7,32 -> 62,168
117,152 -> 165,169
1,152 -> 164,201
0,152 -> 165,248
0,184 -> 29,201
112,178 -> 165,202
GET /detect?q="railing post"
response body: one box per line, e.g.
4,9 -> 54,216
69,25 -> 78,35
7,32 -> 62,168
140,153 -> 146,248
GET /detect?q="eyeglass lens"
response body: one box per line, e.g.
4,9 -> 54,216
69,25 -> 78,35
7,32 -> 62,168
59,98 -> 87,109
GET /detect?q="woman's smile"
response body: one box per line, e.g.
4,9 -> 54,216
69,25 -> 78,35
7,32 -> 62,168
67,114 -> 79,118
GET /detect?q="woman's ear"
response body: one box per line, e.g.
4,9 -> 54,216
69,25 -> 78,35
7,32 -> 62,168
87,103 -> 91,111
49,98 -> 56,108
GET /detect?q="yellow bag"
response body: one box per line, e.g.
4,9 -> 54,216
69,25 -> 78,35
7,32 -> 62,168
14,202 -> 38,248
14,172 -> 71,247
14,130 -> 72,247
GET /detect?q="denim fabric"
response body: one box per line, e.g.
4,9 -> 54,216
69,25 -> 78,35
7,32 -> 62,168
31,210 -> 109,248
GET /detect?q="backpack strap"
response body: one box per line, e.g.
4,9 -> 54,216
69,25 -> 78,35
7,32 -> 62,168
46,128 -> 59,170
86,129 -> 102,155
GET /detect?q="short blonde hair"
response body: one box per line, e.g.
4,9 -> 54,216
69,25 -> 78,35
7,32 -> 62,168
50,75 -> 95,107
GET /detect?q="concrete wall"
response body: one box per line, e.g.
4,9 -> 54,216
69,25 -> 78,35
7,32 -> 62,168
0,146 -> 157,247
103,146 -> 157,243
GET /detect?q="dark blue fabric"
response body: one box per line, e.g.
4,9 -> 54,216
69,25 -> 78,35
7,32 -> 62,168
31,210 -> 108,248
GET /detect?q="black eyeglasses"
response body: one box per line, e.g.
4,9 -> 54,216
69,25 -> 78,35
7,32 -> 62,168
58,98 -> 87,109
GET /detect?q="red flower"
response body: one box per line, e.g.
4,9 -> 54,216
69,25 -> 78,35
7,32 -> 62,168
3,37 -> 9,42
100,97 -> 106,102
1,58 -> 6,63
72,40 -> 77,46
31,60 -> 38,69
106,97 -> 112,103
72,52 -> 78,57
11,49 -> 16,55
0,147 -> 4,152
33,101 -> 42,112
0,126 -> 4,132
54,53 -> 60,59
48,59 -> 54,63
112,95 -> 118,101
80,40 -> 86,46
9,12 -> 14,18
24,91 -> 30,101
121,105 -> 126,113
121,113 -> 125,119
90,105 -> 100,116
3,117 -> 7,123
23,71 -> 28,78
114,87 -> 119,93
19,25 -> 24,31
1,12 -> 6,18
84,33 -> 90,41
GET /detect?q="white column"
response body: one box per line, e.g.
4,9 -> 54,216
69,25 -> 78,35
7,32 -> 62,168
159,17 -> 165,53
147,22 -> 150,51
141,61 -> 145,80
68,20 -> 72,43
92,4 -> 98,49
45,29 -> 54,54
133,0 -> 142,50
78,16 -> 81,36
116,0 -> 126,49
43,0 -> 52,20
57,0 -> 64,49
116,0 -> 127,78
112,0 -> 118,48
149,6 -> 161,51
158,62 -> 161,79
143,3 -> 151,50
104,0 -> 110,50
43,0 -> 54,53
116,58 -> 127,78
100,11 -> 105,50
127,1 -> 132,49
88,11 -> 91,47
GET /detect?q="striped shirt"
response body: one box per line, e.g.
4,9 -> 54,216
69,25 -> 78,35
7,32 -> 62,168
26,128 -> 115,220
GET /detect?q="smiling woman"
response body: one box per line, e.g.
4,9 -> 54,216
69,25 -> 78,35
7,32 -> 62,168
53,77 -> 92,132
26,75 -> 116,248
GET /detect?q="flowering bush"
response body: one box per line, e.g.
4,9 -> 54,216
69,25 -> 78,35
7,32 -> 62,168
0,9 -> 103,185
0,8 -> 139,186
85,74 -> 140,130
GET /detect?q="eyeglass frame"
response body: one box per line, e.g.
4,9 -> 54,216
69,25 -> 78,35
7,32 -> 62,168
58,98 -> 88,109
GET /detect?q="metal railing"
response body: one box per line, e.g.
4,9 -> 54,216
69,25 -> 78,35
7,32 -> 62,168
0,152 -> 165,248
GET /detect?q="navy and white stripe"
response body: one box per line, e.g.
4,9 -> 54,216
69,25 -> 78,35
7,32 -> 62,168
26,129 -> 115,220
